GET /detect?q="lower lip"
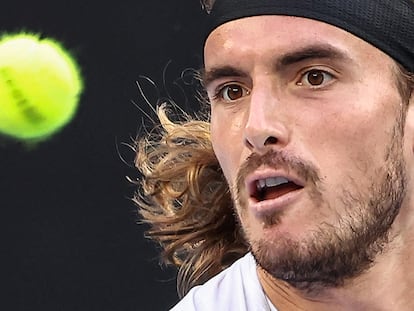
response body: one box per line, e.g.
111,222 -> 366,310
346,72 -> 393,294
248,188 -> 304,217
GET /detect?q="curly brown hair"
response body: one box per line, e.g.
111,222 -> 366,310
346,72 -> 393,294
134,105 -> 247,297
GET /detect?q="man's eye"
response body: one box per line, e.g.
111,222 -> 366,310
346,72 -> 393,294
217,84 -> 250,101
297,69 -> 334,87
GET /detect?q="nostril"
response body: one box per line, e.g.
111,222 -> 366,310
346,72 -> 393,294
264,136 -> 278,145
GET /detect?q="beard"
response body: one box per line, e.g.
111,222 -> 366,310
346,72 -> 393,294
233,111 -> 407,293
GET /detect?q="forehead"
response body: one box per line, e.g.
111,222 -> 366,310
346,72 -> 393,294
204,15 -> 391,69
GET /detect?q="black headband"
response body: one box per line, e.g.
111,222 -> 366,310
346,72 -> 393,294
205,0 -> 414,72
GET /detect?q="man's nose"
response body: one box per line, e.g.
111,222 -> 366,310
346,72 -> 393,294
243,85 -> 290,153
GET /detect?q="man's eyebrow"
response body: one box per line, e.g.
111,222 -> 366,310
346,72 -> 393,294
202,44 -> 352,88
275,44 -> 352,71
201,66 -> 248,89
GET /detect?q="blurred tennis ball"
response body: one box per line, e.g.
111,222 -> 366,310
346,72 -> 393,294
0,33 -> 83,141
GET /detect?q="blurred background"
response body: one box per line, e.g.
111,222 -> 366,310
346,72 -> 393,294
1,1 -> 205,310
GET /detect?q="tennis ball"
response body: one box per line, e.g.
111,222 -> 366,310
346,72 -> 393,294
0,33 -> 83,141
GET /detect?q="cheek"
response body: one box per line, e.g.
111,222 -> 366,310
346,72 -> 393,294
316,116 -> 386,175
211,107 -> 246,184
325,111 -> 401,194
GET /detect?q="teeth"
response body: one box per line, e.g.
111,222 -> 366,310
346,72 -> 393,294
258,179 -> 266,189
266,177 -> 290,187
256,177 -> 290,190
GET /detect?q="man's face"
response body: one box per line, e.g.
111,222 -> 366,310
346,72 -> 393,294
204,16 -> 413,289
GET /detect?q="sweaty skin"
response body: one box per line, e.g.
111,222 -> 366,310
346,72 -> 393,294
204,16 -> 414,310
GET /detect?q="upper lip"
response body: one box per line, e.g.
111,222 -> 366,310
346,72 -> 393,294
245,170 -> 305,201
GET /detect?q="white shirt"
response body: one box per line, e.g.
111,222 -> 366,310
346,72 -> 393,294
170,253 -> 278,311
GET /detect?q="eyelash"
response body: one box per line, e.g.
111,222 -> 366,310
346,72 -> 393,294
296,68 -> 336,88
210,68 -> 337,102
212,83 -> 249,102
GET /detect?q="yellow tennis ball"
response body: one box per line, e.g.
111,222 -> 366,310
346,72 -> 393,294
0,33 -> 83,141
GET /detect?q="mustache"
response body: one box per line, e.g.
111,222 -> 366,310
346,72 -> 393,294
236,150 -> 321,192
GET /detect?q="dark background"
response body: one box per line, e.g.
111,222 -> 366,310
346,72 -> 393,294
1,1 -> 205,310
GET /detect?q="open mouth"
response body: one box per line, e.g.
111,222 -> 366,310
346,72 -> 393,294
252,177 -> 303,202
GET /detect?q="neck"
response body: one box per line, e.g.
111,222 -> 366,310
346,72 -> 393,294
258,226 -> 414,310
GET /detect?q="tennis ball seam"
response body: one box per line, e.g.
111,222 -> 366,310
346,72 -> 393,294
0,67 -> 45,124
